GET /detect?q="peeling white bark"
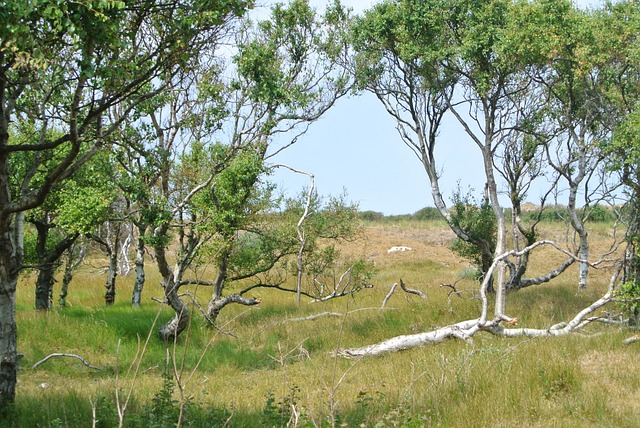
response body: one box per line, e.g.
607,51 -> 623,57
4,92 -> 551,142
340,319 -> 479,357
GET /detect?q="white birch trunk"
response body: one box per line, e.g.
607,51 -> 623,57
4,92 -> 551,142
131,225 -> 147,307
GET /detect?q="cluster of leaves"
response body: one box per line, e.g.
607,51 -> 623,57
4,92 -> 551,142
616,280 -> 640,325
144,370 -> 184,428
449,190 -> 496,275
261,386 -> 303,427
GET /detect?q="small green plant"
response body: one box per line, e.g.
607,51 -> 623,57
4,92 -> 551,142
145,369 -> 182,427
459,266 -> 482,281
261,386 -> 303,427
616,280 -> 640,325
346,389 -> 374,426
373,398 -> 429,428
49,418 -> 64,428
449,187 -> 496,282
538,368 -> 576,400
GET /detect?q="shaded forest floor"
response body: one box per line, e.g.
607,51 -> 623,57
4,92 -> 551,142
8,220 -> 640,427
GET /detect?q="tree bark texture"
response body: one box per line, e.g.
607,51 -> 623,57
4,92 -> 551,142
0,213 -> 23,408
158,274 -> 190,342
568,179 -> 589,290
206,294 -> 260,325
32,221 -> 77,310
35,264 -> 55,310
58,257 -> 72,308
341,319 -> 479,357
153,227 -> 190,341
104,249 -> 118,306
131,225 -> 146,307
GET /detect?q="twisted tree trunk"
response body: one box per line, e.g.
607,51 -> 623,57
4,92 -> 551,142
153,226 -> 190,342
158,274 -> 190,342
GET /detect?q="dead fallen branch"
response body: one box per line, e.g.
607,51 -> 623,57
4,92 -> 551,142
399,278 -> 427,300
286,311 -> 343,321
440,280 -> 477,310
381,279 -> 427,308
340,319 -> 480,357
339,242 -> 623,358
381,283 -> 398,308
32,353 -> 104,370
440,281 -> 463,298
276,307 -> 398,325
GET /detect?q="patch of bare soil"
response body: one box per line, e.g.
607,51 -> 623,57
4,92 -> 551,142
346,224 -> 463,269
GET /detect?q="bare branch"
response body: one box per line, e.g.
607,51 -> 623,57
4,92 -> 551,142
399,278 -> 427,300
32,353 -> 103,371
381,282 -> 398,309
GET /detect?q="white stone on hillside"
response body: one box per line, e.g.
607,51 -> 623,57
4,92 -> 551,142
387,246 -> 412,253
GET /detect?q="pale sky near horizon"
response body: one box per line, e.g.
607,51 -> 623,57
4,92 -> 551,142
262,0 -> 605,215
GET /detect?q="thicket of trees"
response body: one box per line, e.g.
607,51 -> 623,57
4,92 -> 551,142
0,0 -> 362,410
351,0 -> 639,301
1,0 -> 639,412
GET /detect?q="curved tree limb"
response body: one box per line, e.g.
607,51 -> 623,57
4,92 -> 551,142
399,278 -> 427,300
32,353 -> 103,371
382,279 -> 427,308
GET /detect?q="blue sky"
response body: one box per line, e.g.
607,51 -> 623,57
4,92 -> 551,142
264,0 -> 604,215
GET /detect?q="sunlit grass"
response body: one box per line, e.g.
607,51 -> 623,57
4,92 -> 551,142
7,221 -> 639,427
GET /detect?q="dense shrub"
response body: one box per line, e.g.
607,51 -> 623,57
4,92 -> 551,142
412,206 -> 442,221
359,210 -> 384,221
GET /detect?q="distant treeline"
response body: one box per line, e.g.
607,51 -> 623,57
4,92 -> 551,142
359,204 -> 618,224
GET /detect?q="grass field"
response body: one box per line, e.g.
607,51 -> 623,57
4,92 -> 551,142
6,220 -> 640,427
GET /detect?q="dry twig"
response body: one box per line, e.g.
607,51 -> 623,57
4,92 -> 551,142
32,353 -> 103,370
